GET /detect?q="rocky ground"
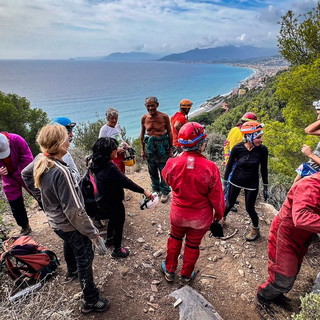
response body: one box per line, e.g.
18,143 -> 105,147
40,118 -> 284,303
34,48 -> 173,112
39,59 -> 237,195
1,165 -> 320,320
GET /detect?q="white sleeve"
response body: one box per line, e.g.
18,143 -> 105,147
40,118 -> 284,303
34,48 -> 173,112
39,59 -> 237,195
62,152 -> 81,183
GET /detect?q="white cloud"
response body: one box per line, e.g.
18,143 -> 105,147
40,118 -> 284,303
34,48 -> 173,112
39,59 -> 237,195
237,34 -> 247,42
0,0 -> 316,59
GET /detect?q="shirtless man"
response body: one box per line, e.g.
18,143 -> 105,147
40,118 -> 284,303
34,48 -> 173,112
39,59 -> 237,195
140,96 -> 173,203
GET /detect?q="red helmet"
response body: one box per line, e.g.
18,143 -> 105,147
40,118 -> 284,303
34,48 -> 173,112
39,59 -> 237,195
241,112 -> 257,122
240,121 -> 264,135
178,122 -> 207,148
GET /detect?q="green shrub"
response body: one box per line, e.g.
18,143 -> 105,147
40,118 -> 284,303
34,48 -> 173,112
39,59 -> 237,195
264,171 -> 293,210
0,92 -> 49,155
73,118 -> 105,152
205,131 -> 226,163
291,293 -> 320,320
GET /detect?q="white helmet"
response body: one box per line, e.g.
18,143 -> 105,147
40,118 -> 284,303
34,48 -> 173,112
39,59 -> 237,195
140,192 -> 159,210
313,100 -> 320,110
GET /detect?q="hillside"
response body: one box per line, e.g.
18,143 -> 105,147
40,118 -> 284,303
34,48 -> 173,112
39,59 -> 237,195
159,46 -> 279,62
1,165 -> 319,320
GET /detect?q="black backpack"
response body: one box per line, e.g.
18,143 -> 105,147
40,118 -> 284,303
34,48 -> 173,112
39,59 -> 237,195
79,169 -> 109,220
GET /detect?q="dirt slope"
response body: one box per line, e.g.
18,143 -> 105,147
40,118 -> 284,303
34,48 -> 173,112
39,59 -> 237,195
3,166 -> 320,320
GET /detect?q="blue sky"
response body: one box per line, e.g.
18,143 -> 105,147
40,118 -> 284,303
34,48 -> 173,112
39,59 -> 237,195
0,0 -> 316,59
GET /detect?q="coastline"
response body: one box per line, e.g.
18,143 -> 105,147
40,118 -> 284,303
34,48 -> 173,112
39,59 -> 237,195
189,59 -> 288,119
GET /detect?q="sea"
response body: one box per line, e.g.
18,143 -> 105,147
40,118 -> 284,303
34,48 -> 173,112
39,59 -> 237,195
0,60 -> 253,139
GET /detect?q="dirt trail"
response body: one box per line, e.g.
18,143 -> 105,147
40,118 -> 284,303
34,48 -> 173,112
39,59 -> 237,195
3,166 -> 320,320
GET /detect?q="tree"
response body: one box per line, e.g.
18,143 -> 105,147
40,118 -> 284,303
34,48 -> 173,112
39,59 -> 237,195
263,58 -> 320,176
0,92 -> 49,155
278,3 -> 320,66
73,119 -> 105,152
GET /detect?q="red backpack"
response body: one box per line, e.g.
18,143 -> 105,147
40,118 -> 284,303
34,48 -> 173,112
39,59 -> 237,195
0,236 -> 59,280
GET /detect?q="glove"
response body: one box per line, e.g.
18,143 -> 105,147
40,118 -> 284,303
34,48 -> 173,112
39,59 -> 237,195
209,222 -> 224,238
263,185 -> 269,202
92,236 -> 108,256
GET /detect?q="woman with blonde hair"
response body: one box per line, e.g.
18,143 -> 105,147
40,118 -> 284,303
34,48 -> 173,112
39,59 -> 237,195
34,124 -> 109,315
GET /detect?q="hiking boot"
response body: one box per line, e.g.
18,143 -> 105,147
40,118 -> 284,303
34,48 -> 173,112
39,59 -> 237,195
20,224 -> 32,236
256,294 -> 275,317
104,237 -> 114,246
81,297 -> 110,314
160,194 -> 169,203
64,271 -> 78,283
245,227 -> 260,241
272,294 -> 293,311
160,261 -> 174,282
111,247 -> 130,258
179,271 -> 197,285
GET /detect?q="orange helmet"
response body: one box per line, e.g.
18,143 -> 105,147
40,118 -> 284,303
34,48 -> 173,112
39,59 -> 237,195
178,122 -> 207,148
240,121 -> 264,135
179,99 -> 193,108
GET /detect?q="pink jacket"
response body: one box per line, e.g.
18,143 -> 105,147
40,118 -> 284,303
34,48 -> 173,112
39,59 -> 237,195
0,133 -> 33,201
162,152 -> 225,229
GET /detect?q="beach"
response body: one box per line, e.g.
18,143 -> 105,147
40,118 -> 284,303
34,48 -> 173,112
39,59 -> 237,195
190,58 -> 288,118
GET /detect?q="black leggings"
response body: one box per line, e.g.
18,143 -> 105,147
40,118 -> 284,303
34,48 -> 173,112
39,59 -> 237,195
224,184 -> 259,227
107,202 -> 125,249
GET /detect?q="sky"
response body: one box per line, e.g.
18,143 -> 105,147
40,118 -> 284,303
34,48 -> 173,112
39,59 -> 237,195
0,0 -> 317,59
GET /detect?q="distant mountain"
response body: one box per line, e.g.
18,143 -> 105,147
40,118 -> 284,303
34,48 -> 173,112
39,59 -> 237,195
159,46 -> 279,62
102,52 -> 161,61
70,52 -> 161,61
69,56 -> 105,61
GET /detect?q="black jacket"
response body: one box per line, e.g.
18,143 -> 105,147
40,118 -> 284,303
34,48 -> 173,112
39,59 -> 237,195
91,161 -> 144,212
224,142 -> 268,190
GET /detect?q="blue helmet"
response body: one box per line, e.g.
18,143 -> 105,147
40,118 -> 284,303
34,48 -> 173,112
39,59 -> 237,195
52,117 -> 76,131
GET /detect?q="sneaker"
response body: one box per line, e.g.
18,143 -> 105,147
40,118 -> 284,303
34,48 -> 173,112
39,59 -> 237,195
160,194 -> 169,203
111,247 -> 130,258
20,224 -> 32,236
179,271 -> 197,285
81,297 -> 110,314
63,271 -> 78,283
160,261 -> 174,282
104,237 -> 114,246
245,227 -> 260,241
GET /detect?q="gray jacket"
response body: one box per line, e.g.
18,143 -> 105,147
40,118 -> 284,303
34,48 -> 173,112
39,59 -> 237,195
23,157 -> 98,239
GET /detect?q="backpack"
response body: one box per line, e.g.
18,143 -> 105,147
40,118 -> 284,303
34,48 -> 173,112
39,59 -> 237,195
0,236 -> 59,280
79,169 -> 109,220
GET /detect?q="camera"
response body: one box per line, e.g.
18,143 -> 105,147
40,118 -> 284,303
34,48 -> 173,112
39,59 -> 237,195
313,100 -> 320,110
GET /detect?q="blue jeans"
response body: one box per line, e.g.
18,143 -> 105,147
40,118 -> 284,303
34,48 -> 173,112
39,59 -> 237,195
146,153 -> 171,195
54,229 -> 99,304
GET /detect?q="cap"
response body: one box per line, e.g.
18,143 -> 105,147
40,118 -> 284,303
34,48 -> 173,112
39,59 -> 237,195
0,133 -> 10,159
179,99 -> 193,108
52,117 -> 76,130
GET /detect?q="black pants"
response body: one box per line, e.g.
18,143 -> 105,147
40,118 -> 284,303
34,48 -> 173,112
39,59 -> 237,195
224,184 -> 259,227
54,229 -> 99,304
8,196 -> 29,228
107,202 -> 125,249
